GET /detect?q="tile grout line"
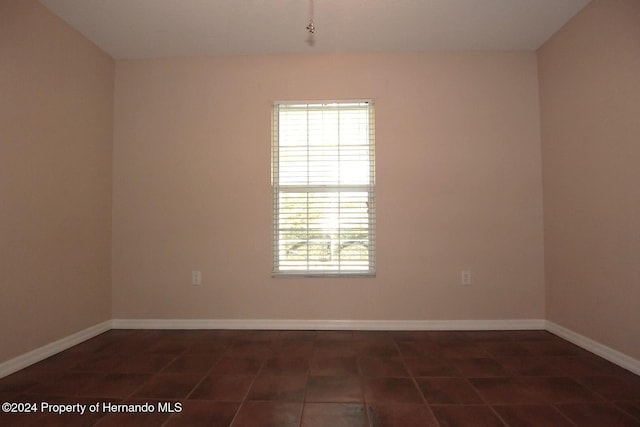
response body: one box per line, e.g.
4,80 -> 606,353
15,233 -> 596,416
297,336 -> 314,427
549,404 -> 580,426
2,329 -> 639,426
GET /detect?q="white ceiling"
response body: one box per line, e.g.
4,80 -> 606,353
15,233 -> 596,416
39,0 -> 591,59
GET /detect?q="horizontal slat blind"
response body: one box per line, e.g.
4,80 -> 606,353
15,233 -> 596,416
272,101 -> 375,276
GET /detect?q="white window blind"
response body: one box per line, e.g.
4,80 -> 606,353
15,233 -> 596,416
272,101 -> 376,277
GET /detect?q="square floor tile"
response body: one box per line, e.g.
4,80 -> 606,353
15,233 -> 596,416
111,354 -> 176,374
496,356 -> 563,376
547,355 -> 625,377
577,376 -> 640,400
521,376 -> 602,404
358,357 -> 410,377
225,341 -> 272,359
189,375 -> 254,401
133,373 -> 203,399
493,405 -> 574,427
186,341 -> 229,355
236,331 -> 281,342
316,331 -> 355,341
278,330 -> 318,341
247,374 -> 306,401
508,330 -> 556,341
464,331 -> 514,343
428,331 -> 470,344
352,331 -> 394,341
0,371 -> 45,394
363,377 -> 423,404
261,357 -> 309,375
23,410 -> 104,427
439,343 -> 491,359
395,341 -> 442,358
357,341 -> 400,357
389,331 -> 434,341
0,404 -> 46,426
301,403 -> 367,427
557,403 -> 640,427
615,401 -> 640,421
306,376 -> 363,403
470,378 -> 544,404
481,341 -> 531,357
231,401 -> 302,427
82,373 -> 150,399
453,358 -> 509,377
164,400 -> 239,427
210,357 -> 263,375
431,405 -> 505,427
2,328 -> 639,427
519,340 -> 580,357
147,340 -> 190,354
270,341 -> 315,358
314,341 -> 361,358
493,404 -> 575,427
24,353 -> 84,373
72,355 -> 125,373
162,354 -> 219,374
416,377 -> 483,404
310,356 -> 359,376
367,403 -> 439,427
404,357 -> 459,377
585,357 -> 637,376
93,406 -> 170,426
25,372 -> 96,396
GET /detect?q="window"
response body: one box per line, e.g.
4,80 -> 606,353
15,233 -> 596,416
272,101 -> 376,277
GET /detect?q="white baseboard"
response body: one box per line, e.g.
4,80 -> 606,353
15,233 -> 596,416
0,320 -> 112,379
3,319 -> 638,380
546,321 -> 640,376
111,318 -> 546,331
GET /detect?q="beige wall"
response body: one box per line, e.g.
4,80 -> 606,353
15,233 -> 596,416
5,0 -> 636,369
2,0 -> 637,371
113,53 -> 545,321
539,0 -> 640,359
0,1 -> 114,362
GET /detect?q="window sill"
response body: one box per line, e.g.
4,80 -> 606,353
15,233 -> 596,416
272,272 -> 376,279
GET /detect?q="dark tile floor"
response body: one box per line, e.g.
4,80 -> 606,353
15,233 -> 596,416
1,329 -> 639,426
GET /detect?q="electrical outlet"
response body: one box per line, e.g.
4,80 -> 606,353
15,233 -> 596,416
192,270 -> 202,286
461,270 -> 472,285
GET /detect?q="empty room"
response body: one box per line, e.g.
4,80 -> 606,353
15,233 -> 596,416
1,0 -> 639,425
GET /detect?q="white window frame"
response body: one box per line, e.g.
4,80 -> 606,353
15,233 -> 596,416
271,100 -> 376,277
